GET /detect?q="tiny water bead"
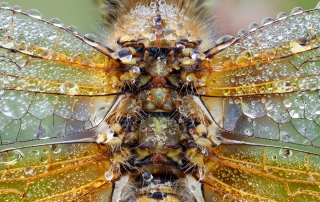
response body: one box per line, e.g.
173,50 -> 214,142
25,9 -> 42,19
11,5 -> 21,12
83,33 -> 99,43
49,18 -> 63,27
279,148 -> 293,159
142,172 -> 153,182
60,81 -> 79,95
104,170 -> 113,181
0,2 -> 10,9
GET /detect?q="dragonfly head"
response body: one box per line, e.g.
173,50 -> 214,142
102,0 -> 215,51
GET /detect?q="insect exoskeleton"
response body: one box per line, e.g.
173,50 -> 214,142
92,0 -> 222,200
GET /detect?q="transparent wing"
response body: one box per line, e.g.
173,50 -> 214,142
200,7 -> 320,147
0,8 -> 124,145
0,8 -> 122,96
203,144 -> 320,201
0,143 -> 113,201
0,90 -> 117,144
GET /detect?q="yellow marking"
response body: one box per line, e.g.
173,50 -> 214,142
0,153 -> 104,182
34,177 -> 110,202
0,189 -> 23,195
217,156 -> 320,185
205,173 -> 276,201
284,182 -> 293,202
21,181 -> 30,202
291,189 -> 320,198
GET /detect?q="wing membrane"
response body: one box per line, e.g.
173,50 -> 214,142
200,8 -> 320,147
200,8 -> 320,97
0,7 -> 123,145
0,8 -> 122,96
0,89 -> 117,144
0,143 -> 113,201
202,90 -> 320,147
203,144 -> 320,201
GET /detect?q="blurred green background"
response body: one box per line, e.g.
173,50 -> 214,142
5,0 -> 320,40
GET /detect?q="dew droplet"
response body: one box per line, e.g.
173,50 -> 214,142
297,36 -> 308,45
0,2 -> 10,9
130,66 -> 141,78
237,29 -> 247,37
51,144 -> 61,154
84,33 -> 99,43
26,9 -> 42,19
290,7 -> 304,15
279,148 -> 292,159
49,18 -> 63,27
66,25 -> 79,34
93,107 -> 108,125
159,0 -> 166,6
150,1 -> 157,8
24,166 -> 34,175
215,35 -> 234,45
11,5 -> 21,12
276,12 -> 288,20
142,172 -> 153,182
104,170 -> 113,181
248,22 -> 259,31
60,81 -> 79,95
261,17 -> 275,26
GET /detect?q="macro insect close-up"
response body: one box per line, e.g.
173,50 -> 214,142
1,0 -> 320,201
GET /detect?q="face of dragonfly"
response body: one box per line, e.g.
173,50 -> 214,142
1,0 -> 320,201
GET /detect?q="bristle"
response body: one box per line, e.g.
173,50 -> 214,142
98,0 -> 217,51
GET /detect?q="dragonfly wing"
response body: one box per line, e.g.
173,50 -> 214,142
0,8 -> 124,145
202,143 -> 320,201
199,7 -> 320,147
0,90 -> 117,145
0,8 -> 122,96
0,143 -> 113,201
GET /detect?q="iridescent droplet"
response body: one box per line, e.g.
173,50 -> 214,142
26,9 -> 42,19
49,18 -> 63,27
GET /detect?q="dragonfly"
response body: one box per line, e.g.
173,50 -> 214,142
0,0 -> 320,201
